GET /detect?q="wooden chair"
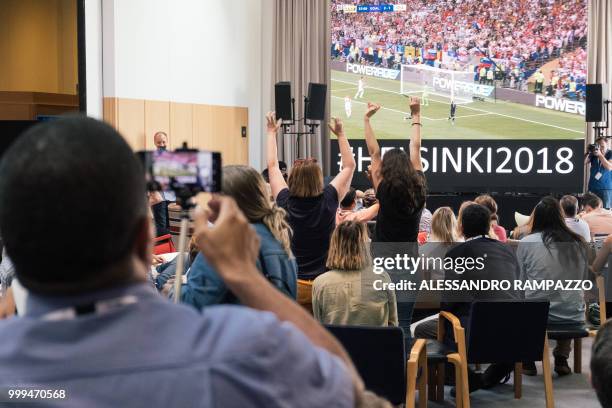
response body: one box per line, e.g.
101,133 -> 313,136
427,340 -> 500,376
426,302 -> 553,408
548,274 -> 608,374
589,275 -> 608,337
467,302 -> 554,408
326,325 -> 427,408
425,312 -> 470,408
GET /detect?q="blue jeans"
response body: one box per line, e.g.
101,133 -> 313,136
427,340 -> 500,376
591,189 -> 612,209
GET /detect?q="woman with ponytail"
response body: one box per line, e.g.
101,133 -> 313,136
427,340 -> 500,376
174,165 -> 297,309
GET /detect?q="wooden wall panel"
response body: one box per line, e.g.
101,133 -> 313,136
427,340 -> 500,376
170,102 -> 193,149
102,97 -> 248,165
144,100 -> 170,150
209,106 -> 248,165
116,98 -> 145,150
193,104 -> 213,150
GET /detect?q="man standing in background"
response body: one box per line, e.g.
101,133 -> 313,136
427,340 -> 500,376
150,131 -> 174,236
587,137 -> 612,209
154,131 -> 168,151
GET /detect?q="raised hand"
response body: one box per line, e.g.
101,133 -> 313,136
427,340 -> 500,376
364,102 -> 381,119
409,96 -> 421,117
265,111 -> 282,134
328,117 -> 345,137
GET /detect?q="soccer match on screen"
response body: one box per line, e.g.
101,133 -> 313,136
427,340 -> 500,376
330,0 -> 587,140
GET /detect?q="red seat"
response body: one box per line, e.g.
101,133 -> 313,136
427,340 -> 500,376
153,234 -> 177,255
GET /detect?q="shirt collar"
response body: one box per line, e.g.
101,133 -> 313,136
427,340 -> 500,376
24,282 -> 157,318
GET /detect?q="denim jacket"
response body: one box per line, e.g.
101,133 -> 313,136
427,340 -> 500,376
177,223 -> 297,309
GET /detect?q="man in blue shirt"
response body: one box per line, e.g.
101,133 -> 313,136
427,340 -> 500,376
587,137 -> 612,208
0,117 -> 364,407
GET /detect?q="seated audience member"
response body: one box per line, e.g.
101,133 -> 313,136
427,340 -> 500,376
175,165 -> 297,308
362,188 -> 377,206
155,236 -> 199,294
414,204 -> 522,391
261,160 -> 288,183
580,192 -> 612,238
590,234 -> 612,321
418,207 -> 460,280
474,194 -> 507,242
419,205 -> 432,234
312,221 -> 397,326
560,194 -> 591,241
517,197 -> 589,376
362,98 -> 426,337
267,112 -> 356,312
0,246 -> 16,318
455,200 -> 475,239
511,211 -> 534,240
591,319 -> 612,408
336,188 -> 380,225
0,117 -> 364,406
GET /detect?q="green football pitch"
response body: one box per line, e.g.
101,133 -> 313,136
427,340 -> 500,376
331,70 -> 585,140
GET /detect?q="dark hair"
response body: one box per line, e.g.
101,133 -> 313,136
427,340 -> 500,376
460,204 -> 491,238
592,319 -> 612,408
559,195 -> 578,217
532,197 -> 584,244
531,196 -> 586,264
582,192 -> 602,209
340,188 -> 357,208
379,148 -> 426,211
0,116 -> 147,295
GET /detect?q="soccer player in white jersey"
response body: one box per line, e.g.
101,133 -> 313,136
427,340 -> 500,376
421,82 -> 430,106
344,96 -> 352,118
354,76 -> 365,99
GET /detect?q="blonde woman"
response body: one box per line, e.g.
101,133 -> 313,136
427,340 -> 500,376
312,221 -> 398,326
419,207 -> 460,282
176,165 -> 297,309
429,207 -> 460,243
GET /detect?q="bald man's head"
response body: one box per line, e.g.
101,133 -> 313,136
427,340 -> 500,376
154,132 -> 168,150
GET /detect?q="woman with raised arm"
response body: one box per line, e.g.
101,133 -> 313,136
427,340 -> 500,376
363,97 -> 427,338
364,98 -> 427,243
266,112 -> 356,312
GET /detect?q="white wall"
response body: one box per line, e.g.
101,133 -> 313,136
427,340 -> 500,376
89,0 -> 266,168
85,0 -> 103,119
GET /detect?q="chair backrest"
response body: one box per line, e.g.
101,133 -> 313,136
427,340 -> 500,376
168,207 -> 194,248
153,234 -> 177,255
326,325 -> 406,405
466,301 -> 550,364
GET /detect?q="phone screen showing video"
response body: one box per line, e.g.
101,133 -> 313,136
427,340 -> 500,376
152,150 -> 221,193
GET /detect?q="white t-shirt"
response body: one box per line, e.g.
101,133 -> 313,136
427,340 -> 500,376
564,217 -> 591,242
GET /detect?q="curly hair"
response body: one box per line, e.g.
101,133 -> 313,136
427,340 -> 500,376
378,148 -> 426,210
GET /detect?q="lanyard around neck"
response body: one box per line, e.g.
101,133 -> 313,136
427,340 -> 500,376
40,295 -> 138,321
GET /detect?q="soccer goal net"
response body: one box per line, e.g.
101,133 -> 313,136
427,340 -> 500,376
400,64 -> 494,104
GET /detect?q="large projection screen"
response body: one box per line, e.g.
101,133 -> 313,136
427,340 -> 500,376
329,1 -> 588,193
